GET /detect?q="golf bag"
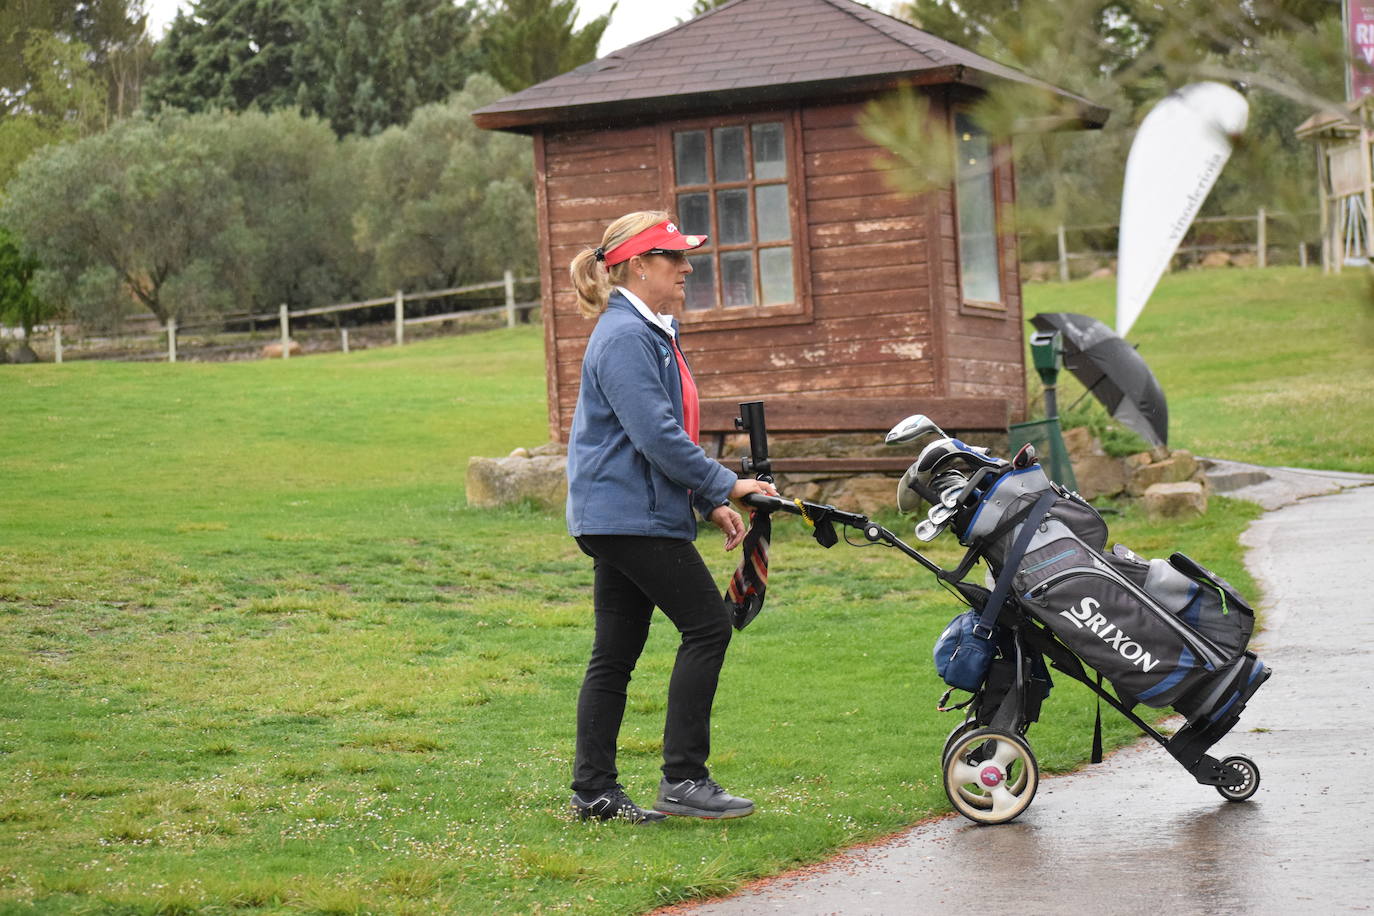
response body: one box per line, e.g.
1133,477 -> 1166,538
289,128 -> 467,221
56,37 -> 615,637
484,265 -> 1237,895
956,462 -> 1264,724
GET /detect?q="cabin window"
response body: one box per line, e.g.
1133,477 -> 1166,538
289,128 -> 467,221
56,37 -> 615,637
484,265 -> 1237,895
953,111 -> 1003,307
669,118 -> 801,318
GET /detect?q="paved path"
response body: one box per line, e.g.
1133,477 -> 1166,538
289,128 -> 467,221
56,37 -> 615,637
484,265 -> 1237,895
678,476 -> 1374,916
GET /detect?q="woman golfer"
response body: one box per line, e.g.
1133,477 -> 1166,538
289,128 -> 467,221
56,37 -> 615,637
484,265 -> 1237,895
564,210 -> 776,824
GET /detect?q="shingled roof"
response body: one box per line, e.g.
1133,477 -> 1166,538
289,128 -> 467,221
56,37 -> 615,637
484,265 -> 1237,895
472,0 -> 1108,133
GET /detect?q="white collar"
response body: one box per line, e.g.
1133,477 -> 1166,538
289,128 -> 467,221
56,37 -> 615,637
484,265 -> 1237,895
616,286 -> 676,339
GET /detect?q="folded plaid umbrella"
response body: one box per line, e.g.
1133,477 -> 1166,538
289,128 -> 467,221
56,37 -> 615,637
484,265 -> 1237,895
725,509 -> 771,630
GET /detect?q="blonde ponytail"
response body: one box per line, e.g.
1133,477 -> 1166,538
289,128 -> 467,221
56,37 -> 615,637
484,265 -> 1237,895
569,210 -> 672,318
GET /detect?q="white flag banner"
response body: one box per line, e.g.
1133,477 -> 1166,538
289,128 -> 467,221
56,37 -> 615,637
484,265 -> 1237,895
1116,82 -> 1248,338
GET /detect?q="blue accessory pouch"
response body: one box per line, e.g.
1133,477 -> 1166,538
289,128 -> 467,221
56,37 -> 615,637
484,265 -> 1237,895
932,490 -> 1057,692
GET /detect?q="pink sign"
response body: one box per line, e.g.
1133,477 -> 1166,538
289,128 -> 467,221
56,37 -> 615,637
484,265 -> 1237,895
1350,0 -> 1374,99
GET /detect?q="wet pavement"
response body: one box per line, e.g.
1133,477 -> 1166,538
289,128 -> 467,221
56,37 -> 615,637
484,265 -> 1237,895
678,475 -> 1374,916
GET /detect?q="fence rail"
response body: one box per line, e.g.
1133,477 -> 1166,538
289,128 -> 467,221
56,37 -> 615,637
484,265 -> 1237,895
20,271 -> 539,364
1024,208 -> 1319,282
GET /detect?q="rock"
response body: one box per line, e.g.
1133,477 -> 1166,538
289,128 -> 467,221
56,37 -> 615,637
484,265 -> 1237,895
1231,251 -> 1257,268
261,340 -> 302,358
1072,455 -> 1127,501
1088,266 -> 1114,279
508,447 -> 531,459
825,475 -> 899,516
529,442 -> 567,457
1128,449 -> 1198,496
466,454 -> 567,510
1062,426 -> 1103,460
1124,451 -> 1154,472
1200,251 -> 1232,268
11,342 -> 40,363
1142,481 -> 1207,520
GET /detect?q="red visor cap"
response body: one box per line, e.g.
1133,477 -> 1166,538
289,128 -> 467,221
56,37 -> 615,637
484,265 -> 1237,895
603,220 -> 708,266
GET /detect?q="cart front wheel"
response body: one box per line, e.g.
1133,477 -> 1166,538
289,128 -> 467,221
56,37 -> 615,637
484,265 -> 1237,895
1215,755 -> 1260,802
943,728 -> 1038,825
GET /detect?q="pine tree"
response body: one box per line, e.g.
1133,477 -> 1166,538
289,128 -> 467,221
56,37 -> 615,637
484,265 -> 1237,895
478,0 -> 612,92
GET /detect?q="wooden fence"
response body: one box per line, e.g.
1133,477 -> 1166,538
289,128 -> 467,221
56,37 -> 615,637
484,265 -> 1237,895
1023,208 -> 1318,282
32,272 -> 539,364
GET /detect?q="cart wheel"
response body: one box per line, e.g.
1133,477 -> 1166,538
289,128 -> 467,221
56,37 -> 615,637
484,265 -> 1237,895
943,728 -> 1038,824
941,719 -> 979,766
1215,755 -> 1260,802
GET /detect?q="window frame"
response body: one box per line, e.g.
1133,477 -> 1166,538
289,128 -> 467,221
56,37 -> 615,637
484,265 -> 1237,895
950,106 -> 1011,316
656,108 -> 812,329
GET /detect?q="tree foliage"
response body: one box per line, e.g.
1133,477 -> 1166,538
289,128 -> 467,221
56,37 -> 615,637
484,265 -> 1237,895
141,0 -> 301,116
144,0 -> 483,136
0,225 -> 50,342
880,0 -> 1346,249
478,0 -> 612,91
0,0 -> 151,122
354,74 -> 536,292
0,112 -> 249,327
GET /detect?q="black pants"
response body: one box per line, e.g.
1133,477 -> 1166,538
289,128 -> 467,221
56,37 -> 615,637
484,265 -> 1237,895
571,534 -> 733,793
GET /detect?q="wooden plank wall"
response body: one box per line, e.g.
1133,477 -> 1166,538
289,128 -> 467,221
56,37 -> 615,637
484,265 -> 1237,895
538,96 -> 1024,441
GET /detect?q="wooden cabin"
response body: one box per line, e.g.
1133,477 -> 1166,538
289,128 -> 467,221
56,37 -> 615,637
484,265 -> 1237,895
473,0 -> 1106,447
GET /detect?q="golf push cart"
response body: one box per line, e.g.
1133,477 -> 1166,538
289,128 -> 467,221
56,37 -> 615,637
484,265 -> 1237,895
730,400 -> 1270,826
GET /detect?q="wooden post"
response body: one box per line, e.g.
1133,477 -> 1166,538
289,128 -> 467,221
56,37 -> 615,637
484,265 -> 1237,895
394,290 -> 404,346
1256,207 -> 1267,268
340,327 -> 350,354
1361,123 -> 1374,260
1300,242 -> 1308,268
279,304 -> 290,359
1317,145 -> 1332,273
54,325 -> 63,364
166,317 -> 177,363
1056,225 -> 1069,282
504,270 -> 516,327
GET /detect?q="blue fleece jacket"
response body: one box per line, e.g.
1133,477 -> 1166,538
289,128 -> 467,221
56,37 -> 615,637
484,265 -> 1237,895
565,292 -> 738,539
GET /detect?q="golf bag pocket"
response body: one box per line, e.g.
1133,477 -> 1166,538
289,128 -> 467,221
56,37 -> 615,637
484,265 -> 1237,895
934,611 -> 996,692
1017,527 -> 1223,709
1106,545 -> 1255,660
1166,552 -> 1256,658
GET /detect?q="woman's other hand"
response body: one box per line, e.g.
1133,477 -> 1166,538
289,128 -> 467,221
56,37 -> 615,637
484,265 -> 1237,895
708,505 -> 746,551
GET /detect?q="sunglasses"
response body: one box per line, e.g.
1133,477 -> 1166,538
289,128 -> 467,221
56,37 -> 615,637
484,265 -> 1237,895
644,248 -> 689,263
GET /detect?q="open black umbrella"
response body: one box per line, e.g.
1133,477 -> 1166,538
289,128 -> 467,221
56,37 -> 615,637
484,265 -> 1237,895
1030,312 -> 1168,448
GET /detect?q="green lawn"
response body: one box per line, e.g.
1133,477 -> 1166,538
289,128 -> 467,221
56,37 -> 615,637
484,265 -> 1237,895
0,266 -> 1349,913
1024,266 -> 1374,472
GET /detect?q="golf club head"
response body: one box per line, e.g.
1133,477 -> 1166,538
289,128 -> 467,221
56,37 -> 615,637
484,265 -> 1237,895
915,518 -> 946,542
885,414 -> 945,447
896,461 -> 925,514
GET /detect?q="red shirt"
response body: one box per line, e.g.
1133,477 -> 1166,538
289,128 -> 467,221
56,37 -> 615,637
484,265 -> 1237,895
673,337 -> 700,445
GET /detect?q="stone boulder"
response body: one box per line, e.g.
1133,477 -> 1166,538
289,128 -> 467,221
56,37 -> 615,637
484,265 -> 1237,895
1127,449 -> 1199,496
466,453 -> 567,510
1074,456 -> 1127,500
1142,481 -> 1207,520
261,340 -> 303,358
1200,251 -> 1232,269
826,475 -> 898,517
1061,427 -> 1125,500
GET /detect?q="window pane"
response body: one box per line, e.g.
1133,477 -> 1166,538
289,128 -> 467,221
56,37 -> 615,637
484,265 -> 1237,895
755,184 -> 790,242
713,126 -> 747,183
759,247 -> 794,305
674,130 -> 708,185
752,122 -> 786,180
954,113 -> 1002,303
677,192 -> 710,237
684,255 -> 716,311
720,251 -> 755,308
716,188 -> 750,244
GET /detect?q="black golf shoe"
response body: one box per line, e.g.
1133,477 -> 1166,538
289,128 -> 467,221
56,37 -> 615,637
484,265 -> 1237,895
655,777 -> 755,819
569,787 -> 666,825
